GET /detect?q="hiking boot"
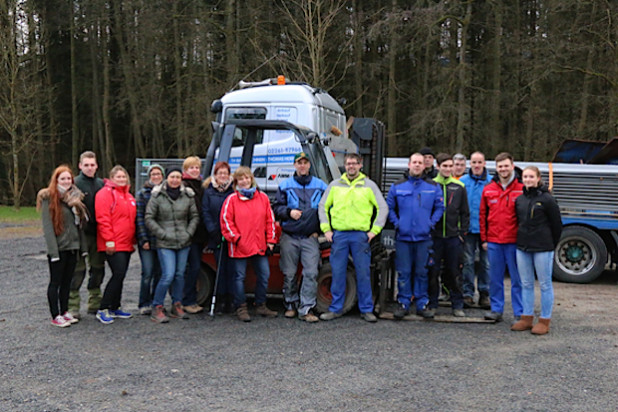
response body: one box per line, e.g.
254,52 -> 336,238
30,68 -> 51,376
109,308 -> 133,319
511,315 -> 534,331
151,305 -> 169,323
360,312 -> 378,323
62,312 -> 79,324
51,315 -> 70,328
417,308 -> 435,319
484,311 -> 503,322
96,309 -> 114,324
478,293 -> 490,309
452,308 -> 465,318
183,304 -> 203,314
170,302 -> 189,319
463,296 -> 475,308
299,312 -> 319,323
256,303 -> 278,318
139,307 -> 152,316
393,304 -> 410,320
284,309 -> 297,318
236,303 -> 251,322
319,311 -> 342,321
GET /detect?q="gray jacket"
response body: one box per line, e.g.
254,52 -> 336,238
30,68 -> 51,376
145,183 -> 199,250
39,192 -> 87,259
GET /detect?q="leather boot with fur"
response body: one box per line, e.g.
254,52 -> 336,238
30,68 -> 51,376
510,315 -> 534,331
531,317 -> 551,335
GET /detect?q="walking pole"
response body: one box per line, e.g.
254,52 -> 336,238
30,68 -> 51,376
209,237 -> 226,318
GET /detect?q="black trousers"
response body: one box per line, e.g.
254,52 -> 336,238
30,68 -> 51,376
428,236 -> 464,309
100,252 -> 131,311
48,250 -> 78,318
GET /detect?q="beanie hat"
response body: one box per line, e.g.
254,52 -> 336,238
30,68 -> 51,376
147,164 -> 165,177
166,166 -> 183,178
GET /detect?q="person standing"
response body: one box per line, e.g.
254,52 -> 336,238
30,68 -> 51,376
220,167 -> 278,322
38,166 -> 88,327
480,152 -> 524,322
318,153 -> 388,323
68,151 -> 105,319
512,166 -> 562,335
452,153 -> 467,180
420,147 -> 438,178
95,166 -> 137,324
273,152 -> 327,323
387,153 -> 444,319
459,151 -> 492,308
428,154 -> 469,317
146,167 -> 199,323
135,164 -> 164,315
181,156 -> 207,314
202,161 -> 235,313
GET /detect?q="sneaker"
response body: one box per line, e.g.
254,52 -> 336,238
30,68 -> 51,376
360,312 -> 378,323
417,308 -> 435,319
236,303 -> 251,322
319,311 -> 342,321
170,302 -> 189,319
96,309 -> 114,324
463,296 -> 475,308
478,293 -> 491,309
139,307 -> 152,316
68,311 -> 81,320
109,308 -> 133,319
484,311 -> 503,322
452,308 -> 465,317
62,311 -> 79,324
393,303 -> 409,320
183,304 -> 203,314
299,312 -> 319,323
284,309 -> 297,318
256,303 -> 278,318
151,305 -> 169,323
51,315 -> 70,328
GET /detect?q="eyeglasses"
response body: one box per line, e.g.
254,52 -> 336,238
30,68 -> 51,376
345,162 -> 360,166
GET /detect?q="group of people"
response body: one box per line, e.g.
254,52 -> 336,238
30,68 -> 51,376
39,147 -> 562,335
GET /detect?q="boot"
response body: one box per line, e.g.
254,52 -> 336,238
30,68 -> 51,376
151,305 -> 169,323
478,292 -> 490,309
510,315 -> 534,331
531,317 -> 551,335
255,303 -> 278,318
236,303 -> 251,322
170,302 -> 189,319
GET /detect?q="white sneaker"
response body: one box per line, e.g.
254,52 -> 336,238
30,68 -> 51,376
51,315 -> 70,328
62,311 -> 79,324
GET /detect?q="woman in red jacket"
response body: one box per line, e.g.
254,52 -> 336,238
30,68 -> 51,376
220,166 -> 277,322
94,165 -> 137,324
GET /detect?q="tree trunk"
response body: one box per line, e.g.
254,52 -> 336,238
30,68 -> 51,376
387,0 -> 398,155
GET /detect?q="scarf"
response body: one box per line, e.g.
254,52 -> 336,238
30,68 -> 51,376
166,185 -> 181,200
212,178 -> 232,193
239,187 -> 256,200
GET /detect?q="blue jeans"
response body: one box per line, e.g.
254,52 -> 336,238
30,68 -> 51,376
396,239 -> 432,311
138,247 -> 161,308
182,242 -> 202,306
516,250 -> 554,318
232,254 -> 270,307
487,242 -> 522,316
462,233 -> 489,297
329,231 -> 373,314
153,247 -> 190,307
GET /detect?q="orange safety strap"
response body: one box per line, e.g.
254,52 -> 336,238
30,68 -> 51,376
548,162 -> 553,191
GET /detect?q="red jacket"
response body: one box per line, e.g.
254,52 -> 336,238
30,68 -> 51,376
220,189 -> 276,258
95,179 -> 137,252
480,176 -> 523,244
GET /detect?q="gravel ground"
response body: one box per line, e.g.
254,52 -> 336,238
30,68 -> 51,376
1,232 -> 617,412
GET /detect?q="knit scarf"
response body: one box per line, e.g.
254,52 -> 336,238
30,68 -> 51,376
212,178 -> 232,192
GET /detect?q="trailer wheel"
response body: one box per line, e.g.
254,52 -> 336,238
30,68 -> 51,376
553,226 -> 607,283
315,262 -> 357,314
196,264 -> 216,306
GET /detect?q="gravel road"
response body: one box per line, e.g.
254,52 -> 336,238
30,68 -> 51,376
1,231 -> 617,411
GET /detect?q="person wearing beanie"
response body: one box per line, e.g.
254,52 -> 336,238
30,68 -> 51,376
420,147 -> 438,179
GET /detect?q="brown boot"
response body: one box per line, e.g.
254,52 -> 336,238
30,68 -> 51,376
256,303 -> 278,318
236,303 -> 251,322
150,305 -> 169,324
170,302 -> 189,319
531,317 -> 551,335
510,315 -> 534,331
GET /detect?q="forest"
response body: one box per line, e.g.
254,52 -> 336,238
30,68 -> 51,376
1,0 -> 616,206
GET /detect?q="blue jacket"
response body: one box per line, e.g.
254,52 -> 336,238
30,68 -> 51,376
459,168 -> 492,234
273,174 -> 327,237
202,181 -> 234,249
386,176 -> 444,242
136,183 -> 157,248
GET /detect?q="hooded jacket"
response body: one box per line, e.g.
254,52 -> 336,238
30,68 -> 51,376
479,172 -> 524,244
95,179 -> 137,252
516,185 -> 563,252
386,175 -> 444,242
273,173 -> 327,237
459,168 -> 492,234
433,174 -> 470,238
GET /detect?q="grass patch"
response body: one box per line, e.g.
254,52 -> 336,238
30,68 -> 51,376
0,206 -> 40,222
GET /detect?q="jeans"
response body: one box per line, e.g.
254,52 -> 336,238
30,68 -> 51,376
329,231 -> 373,314
100,252 -> 131,311
428,236 -> 464,309
182,242 -> 202,306
69,232 -> 105,312
279,233 -> 320,316
487,242 -> 522,316
153,247 -> 190,307
516,250 -> 555,318
232,254 -> 270,307
47,250 -> 78,318
462,233 -> 489,297
396,239 -> 432,311
138,247 -> 161,308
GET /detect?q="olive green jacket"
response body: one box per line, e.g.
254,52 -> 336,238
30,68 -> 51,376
39,190 -> 87,259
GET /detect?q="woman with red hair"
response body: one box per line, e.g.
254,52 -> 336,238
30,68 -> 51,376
37,165 -> 88,327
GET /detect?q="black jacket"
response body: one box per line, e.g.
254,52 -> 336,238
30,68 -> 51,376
515,185 -> 562,252
432,175 -> 470,238
74,172 -> 104,235
201,182 -> 234,249
183,176 -> 208,245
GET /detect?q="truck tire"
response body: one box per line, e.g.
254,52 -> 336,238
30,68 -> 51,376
553,226 -> 607,283
315,261 -> 357,314
196,264 -> 216,307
